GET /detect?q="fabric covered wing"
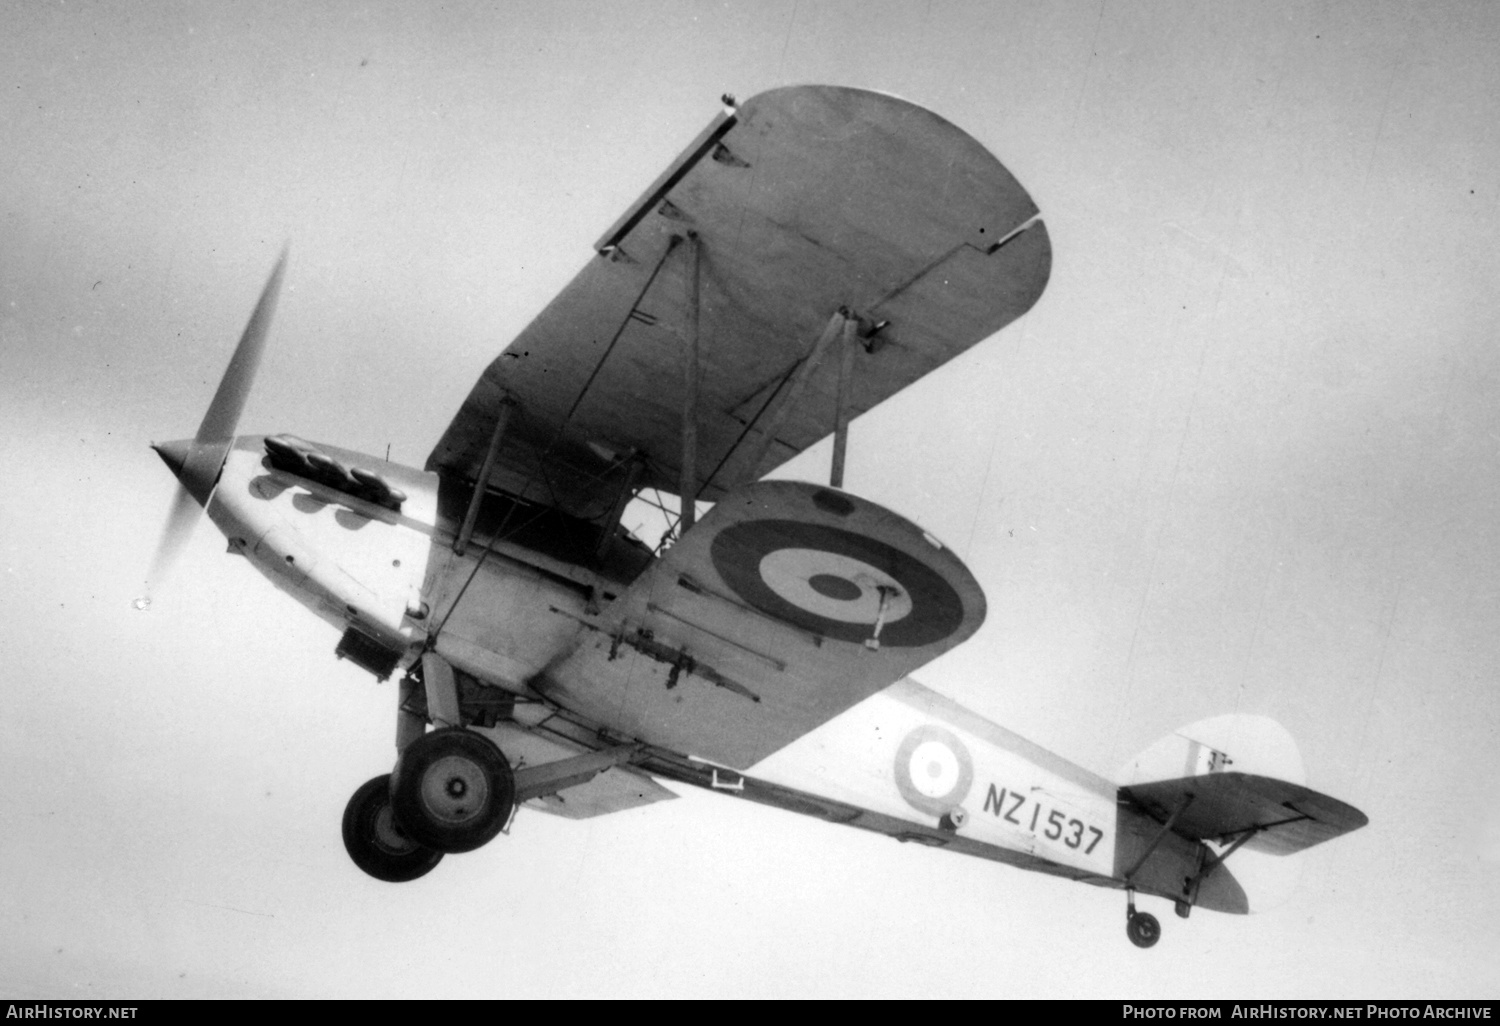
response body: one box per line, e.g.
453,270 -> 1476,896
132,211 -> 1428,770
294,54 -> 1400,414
428,85 -> 1051,520
1121,773 -> 1369,856
536,480 -> 986,768
475,721 -> 678,820
524,766 -> 676,821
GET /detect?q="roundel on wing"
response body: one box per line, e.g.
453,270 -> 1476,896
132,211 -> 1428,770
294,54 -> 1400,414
894,725 -> 974,817
708,520 -> 964,647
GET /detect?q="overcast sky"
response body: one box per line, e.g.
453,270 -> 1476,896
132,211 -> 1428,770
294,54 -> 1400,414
2,0 -> 1497,999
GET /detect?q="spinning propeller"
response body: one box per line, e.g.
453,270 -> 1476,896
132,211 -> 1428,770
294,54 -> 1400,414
146,247 -> 288,594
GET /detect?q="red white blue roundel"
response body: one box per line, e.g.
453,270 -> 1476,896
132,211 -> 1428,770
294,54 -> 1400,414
894,725 -> 974,817
709,520 -> 963,647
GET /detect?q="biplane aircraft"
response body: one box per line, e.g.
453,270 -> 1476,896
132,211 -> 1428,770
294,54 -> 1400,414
151,85 -> 1366,948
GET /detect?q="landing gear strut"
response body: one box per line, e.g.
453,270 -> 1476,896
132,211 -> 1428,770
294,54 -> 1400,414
341,774 -> 444,883
390,727 -> 515,854
1125,890 -> 1161,949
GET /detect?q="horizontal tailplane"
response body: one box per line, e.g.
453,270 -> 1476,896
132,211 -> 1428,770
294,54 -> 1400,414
1114,714 -> 1367,914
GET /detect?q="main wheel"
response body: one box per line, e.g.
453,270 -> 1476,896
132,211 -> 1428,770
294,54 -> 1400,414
390,727 -> 514,854
342,774 -> 444,882
1127,911 -> 1162,949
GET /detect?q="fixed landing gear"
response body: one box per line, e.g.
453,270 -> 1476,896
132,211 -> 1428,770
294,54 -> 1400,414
342,774 -> 444,883
1127,911 -> 1161,948
390,727 -> 516,854
1125,891 -> 1162,949
343,729 -> 516,882
341,656 -> 643,882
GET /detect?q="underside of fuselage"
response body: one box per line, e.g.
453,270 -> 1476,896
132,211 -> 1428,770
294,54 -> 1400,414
166,430 -> 1250,929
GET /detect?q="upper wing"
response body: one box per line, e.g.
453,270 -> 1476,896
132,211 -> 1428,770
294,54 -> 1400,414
536,480 -> 986,769
428,85 -> 1051,522
1120,772 -> 1369,855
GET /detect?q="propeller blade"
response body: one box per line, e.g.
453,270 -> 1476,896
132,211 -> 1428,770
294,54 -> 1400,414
196,244 -> 288,444
144,245 -> 289,597
145,480 -> 203,591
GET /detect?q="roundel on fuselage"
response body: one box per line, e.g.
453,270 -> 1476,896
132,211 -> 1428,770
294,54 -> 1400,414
893,724 -> 974,817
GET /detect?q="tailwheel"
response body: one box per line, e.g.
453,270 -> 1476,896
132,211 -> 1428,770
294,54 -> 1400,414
1125,888 -> 1161,949
390,727 -> 514,854
342,774 -> 444,882
1126,910 -> 1161,949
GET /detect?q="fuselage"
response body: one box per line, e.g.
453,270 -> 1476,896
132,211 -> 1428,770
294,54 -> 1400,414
197,434 -> 1240,913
